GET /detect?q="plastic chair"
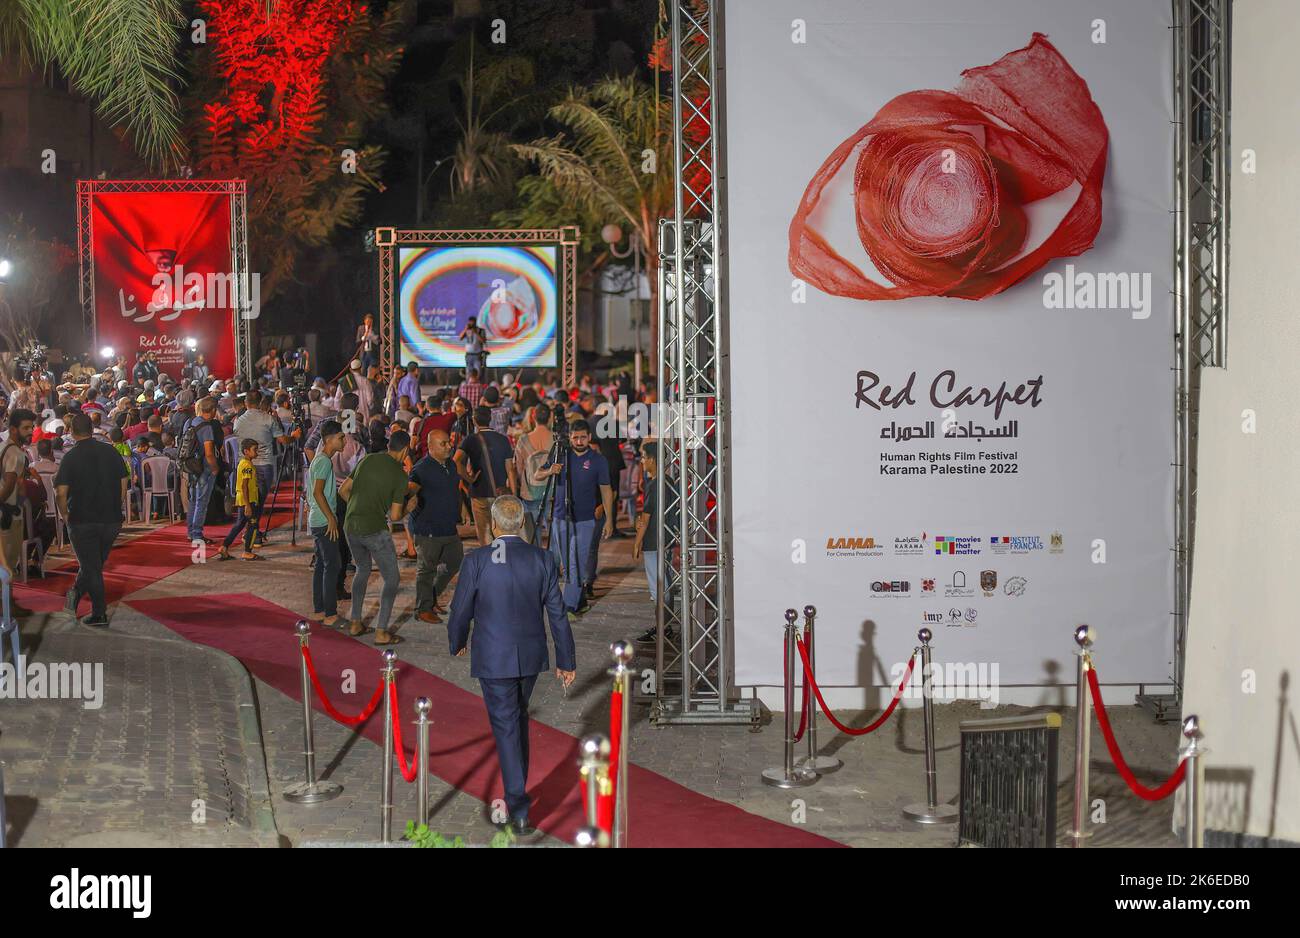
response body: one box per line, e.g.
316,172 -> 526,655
0,566 -> 18,667
38,470 -> 66,551
19,500 -> 44,583
142,456 -> 178,523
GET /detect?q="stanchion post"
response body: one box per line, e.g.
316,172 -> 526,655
609,641 -> 637,848
903,628 -> 958,824
800,604 -> 842,775
577,733 -> 611,847
1070,624 -> 1096,847
762,609 -> 818,789
380,648 -> 397,844
1181,715 -> 1206,848
283,621 -> 343,804
415,697 -> 431,827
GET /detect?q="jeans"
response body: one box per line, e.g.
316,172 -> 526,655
68,522 -> 121,618
466,352 -> 484,374
223,504 -> 261,552
643,549 -> 658,602
346,529 -> 400,632
187,469 -> 216,540
311,525 -> 342,616
552,518 -> 600,611
414,534 -> 463,612
360,350 -> 377,373
254,464 -> 275,533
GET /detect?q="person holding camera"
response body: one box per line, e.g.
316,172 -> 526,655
0,408 -> 37,592
233,389 -> 296,544
535,419 -> 614,615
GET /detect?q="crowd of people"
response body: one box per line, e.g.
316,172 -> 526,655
0,346 -> 663,644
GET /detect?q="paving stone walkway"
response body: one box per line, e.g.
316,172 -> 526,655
3,516 -> 1182,848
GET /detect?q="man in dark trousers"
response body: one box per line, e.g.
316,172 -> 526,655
55,412 -> 129,627
446,495 -> 575,836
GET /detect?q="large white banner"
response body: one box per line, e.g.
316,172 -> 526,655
724,0 -> 1174,689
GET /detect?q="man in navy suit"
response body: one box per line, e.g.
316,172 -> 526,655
447,494 -> 576,835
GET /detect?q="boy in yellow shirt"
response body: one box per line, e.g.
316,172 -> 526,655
218,439 -> 263,561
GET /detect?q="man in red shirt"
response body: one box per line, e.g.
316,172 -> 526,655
410,394 -> 455,459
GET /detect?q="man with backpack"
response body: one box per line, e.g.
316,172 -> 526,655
182,396 -> 223,545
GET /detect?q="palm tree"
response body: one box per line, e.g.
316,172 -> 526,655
448,36 -> 539,200
511,76 -> 673,370
0,0 -> 185,167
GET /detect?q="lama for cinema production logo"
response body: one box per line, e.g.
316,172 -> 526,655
825,536 -> 885,558
980,570 -> 998,596
1049,531 -> 1065,554
869,579 -> 911,597
987,535 -> 1045,555
934,535 -> 981,556
892,533 -> 927,556
1004,576 -> 1028,597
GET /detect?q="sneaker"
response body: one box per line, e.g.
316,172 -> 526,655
635,626 -> 677,645
81,613 -> 110,628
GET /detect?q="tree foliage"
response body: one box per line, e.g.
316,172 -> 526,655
0,0 -> 186,168
187,0 -> 410,302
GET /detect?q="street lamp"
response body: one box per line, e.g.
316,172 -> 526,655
0,258 -> 11,280
601,224 -> 645,389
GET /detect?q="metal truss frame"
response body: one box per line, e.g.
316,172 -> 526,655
75,179 -> 253,379
656,1 -> 1231,726
1143,0 -> 1231,722
373,226 -> 579,385
653,0 -> 757,726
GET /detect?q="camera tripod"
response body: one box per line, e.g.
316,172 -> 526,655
258,407 -> 307,547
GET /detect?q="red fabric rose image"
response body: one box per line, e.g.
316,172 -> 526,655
789,33 -> 1108,301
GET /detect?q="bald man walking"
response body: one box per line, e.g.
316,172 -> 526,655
407,428 -> 464,623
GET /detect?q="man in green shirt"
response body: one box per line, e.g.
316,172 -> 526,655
339,430 -> 416,645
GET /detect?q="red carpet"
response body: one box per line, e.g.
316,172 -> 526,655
17,481 -> 301,615
129,591 -> 846,848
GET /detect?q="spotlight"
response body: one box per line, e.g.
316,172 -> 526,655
100,346 -> 115,359
185,337 -> 197,350
0,258 -> 11,279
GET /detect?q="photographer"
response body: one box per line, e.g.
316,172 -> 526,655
535,418 -> 614,615
233,389 -> 297,544
0,408 -> 37,595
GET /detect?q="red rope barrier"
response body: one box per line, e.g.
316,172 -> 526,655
1087,668 -> 1185,801
797,637 -> 915,736
302,645 -> 385,726
600,687 -> 622,835
390,681 -> 419,784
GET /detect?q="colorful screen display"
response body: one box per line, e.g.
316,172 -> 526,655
397,245 -> 559,369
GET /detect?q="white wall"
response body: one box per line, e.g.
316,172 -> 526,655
1182,0 -> 1300,845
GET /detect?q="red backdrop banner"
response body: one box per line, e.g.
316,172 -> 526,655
91,191 -> 236,379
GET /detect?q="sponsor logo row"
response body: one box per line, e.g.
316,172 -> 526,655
826,533 -> 1064,557
869,571 -> 1028,598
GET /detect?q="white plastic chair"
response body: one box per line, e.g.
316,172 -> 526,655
19,500 -> 44,582
37,470 -> 66,551
142,456 -> 178,523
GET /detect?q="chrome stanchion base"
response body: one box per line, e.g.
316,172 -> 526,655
761,766 -> 818,789
283,780 -> 343,804
799,754 -> 843,775
902,802 -> 958,824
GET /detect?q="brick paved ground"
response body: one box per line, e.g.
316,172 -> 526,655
1,604 -> 278,847
3,515 -> 1182,848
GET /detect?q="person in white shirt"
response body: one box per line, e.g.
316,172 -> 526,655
32,438 -> 59,475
